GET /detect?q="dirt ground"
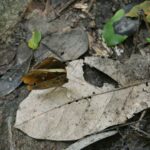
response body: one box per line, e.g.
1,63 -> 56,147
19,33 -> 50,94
1,0 -> 150,150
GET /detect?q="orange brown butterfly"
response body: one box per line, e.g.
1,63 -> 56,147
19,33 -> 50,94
22,57 -> 68,90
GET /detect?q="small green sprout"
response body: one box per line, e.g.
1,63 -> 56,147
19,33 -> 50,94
28,30 -> 42,50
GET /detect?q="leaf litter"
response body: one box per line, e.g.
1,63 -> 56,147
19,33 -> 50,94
13,1 -> 150,146
1,0 -> 149,149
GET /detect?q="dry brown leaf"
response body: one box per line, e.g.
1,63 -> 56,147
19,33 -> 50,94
88,32 -> 110,57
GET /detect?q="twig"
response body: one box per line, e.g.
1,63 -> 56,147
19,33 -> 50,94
130,125 -> 150,138
87,0 -> 95,12
65,131 -> 117,150
7,116 -> 15,150
58,0 -> 77,14
48,0 -> 77,22
135,110 -> 146,128
137,9 -> 150,35
97,121 -> 139,134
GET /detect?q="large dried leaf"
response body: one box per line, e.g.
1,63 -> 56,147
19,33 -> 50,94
14,81 -> 150,141
15,56 -> 150,141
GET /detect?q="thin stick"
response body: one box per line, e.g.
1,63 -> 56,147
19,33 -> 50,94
58,0 -> 77,14
135,110 -> 146,128
87,0 -> 95,12
32,69 -> 66,73
130,125 -> 150,138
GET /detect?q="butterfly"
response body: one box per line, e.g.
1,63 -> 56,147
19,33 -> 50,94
22,57 -> 68,90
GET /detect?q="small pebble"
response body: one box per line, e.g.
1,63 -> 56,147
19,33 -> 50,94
114,17 -> 140,36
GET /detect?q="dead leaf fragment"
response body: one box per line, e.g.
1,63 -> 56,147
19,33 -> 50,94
88,32 -> 110,57
42,28 -> 88,61
126,1 -> 150,23
65,131 -> 117,150
0,43 -> 32,96
0,47 -> 16,75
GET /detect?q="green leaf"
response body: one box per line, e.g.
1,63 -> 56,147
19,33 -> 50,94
111,9 -> 125,22
102,9 -> 127,46
28,30 -> 42,50
146,37 -> 150,43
